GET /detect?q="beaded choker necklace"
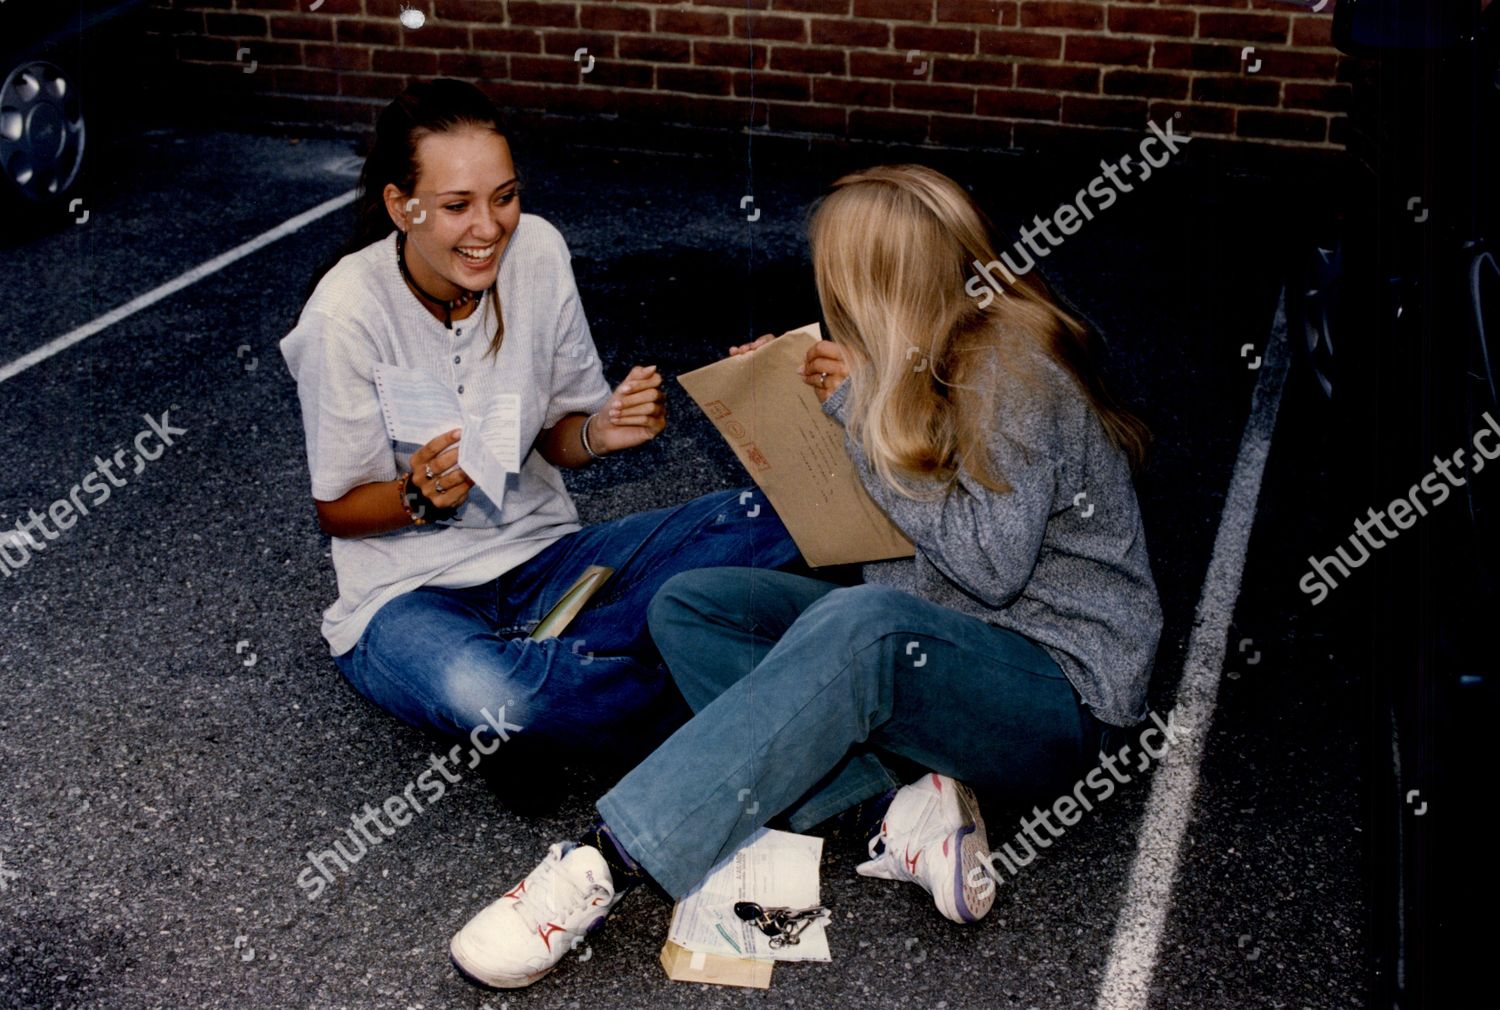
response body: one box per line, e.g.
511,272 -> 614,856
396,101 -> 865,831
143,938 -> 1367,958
396,229 -> 484,330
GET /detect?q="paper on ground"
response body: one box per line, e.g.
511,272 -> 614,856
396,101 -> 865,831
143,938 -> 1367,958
667,827 -> 829,963
677,324 -> 913,567
372,362 -> 520,505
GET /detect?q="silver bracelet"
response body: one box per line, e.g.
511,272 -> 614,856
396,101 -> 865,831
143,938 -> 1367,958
580,412 -> 606,462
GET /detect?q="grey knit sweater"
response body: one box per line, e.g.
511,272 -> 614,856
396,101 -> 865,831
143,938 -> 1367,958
821,342 -> 1163,728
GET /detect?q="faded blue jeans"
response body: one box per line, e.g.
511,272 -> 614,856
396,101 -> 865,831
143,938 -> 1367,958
332,489 -> 800,757
596,568 -> 1110,898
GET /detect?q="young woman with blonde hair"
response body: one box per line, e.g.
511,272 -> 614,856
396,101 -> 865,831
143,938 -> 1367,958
447,164 -> 1164,990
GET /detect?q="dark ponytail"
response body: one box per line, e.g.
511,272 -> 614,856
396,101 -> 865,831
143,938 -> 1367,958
302,79 -> 516,328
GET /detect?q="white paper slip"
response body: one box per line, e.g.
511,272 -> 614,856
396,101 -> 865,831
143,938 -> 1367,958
667,828 -> 829,963
372,364 -> 522,507
372,363 -> 462,445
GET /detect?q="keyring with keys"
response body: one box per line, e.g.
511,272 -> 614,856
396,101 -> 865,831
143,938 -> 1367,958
733,901 -> 830,948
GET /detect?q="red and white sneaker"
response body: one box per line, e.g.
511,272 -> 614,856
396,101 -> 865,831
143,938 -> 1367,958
450,842 -> 616,989
854,773 -> 993,924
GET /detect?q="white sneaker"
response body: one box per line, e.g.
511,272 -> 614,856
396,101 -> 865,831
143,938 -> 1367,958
855,773 -> 994,924
450,842 -> 616,989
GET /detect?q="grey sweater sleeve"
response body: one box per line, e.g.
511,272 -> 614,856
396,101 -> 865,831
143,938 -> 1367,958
820,371 -> 1060,609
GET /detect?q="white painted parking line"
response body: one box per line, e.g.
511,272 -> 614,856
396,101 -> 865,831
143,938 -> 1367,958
1094,290 -> 1292,1010
0,190 -> 356,386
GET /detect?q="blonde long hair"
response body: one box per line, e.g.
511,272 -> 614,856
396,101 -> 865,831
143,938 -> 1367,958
808,164 -> 1151,497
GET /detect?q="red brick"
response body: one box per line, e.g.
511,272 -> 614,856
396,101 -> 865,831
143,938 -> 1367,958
1291,15 -> 1334,47
1017,62 -> 1098,91
770,46 -> 845,73
772,0 -> 850,13
204,12 -> 266,36
936,0 -> 1004,25
338,19 -> 401,47
510,55 -> 579,84
1258,50 -> 1338,80
438,50 -> 510,77
1151,40 -> 1241,72
1236,108 -> 1327,142
1069,34 -> 1149,65
1191,75 -> 1278,105
733,71 -> 810,101
978,29 -> 1060,58
1283,81 -> 1351,113
1107,6 -> 1195,37
656,9 -> 730,35
619,35 -> 691,61
851,51 -> 923,78
810,17 -> 890,47
1198,12 -> 1289,42
733,13 -> 807,41
1061,94 -> 1147,127
443,0 -> 508,22
583,60 -> 654,88
1158,0 -> 1245,6
853,0 -> 934,20
813,77 -> 891,106
471,26 -> 543,52
1147,101 -> 1233,135
402,24 -> 468,48
894,82 -> 975,113
542,32 -> 616,57
341,73 -> 407,99
1103,68 -> 1187,98
976,88 -> 1059,119
696,40 -> 768,69
658,66 -> 733,95
580,5 -> 653,32
303,43 -> 369,71
507,2 -> 577,28
1019,2 -> 1103,30
894,25 -> 977,54
375,47 -> 440,74
934,59 -> 1014,86
269,15 -> 334,41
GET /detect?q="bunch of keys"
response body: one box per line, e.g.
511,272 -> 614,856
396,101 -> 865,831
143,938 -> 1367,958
733,901 -> 830,949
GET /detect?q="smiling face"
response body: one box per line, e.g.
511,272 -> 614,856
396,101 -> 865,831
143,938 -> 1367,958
384,125 -> 521,311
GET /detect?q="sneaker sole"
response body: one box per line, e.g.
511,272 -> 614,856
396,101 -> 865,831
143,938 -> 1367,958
449,942 -> 557,990
947,781 -> 994,924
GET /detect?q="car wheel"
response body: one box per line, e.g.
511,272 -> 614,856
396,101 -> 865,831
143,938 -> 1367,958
0,57 -> 87,219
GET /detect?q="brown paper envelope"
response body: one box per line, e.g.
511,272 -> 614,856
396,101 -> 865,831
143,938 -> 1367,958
659,940 -> 775,989
678,323 -> 914,568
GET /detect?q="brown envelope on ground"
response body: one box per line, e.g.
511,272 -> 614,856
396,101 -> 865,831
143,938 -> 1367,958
678,323 -> 915,568
659,940 -> 774,989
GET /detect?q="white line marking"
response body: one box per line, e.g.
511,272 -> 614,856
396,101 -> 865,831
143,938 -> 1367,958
0,190 -> 356,386
1094,288 -> 1292,1010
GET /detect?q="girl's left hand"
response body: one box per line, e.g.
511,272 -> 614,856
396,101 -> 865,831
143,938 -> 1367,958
798,340 -> 849,403
592,365 -> 667,453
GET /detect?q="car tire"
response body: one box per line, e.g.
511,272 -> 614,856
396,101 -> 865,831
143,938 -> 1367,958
0,54 -> 89,230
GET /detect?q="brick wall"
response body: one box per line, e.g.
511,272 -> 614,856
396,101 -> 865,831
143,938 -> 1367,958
144,0 -> 1352,154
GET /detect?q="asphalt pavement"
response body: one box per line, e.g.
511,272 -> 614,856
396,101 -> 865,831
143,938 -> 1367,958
0,122 -> 1362,1009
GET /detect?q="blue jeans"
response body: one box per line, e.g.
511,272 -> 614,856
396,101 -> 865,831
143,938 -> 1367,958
596,568 -> 1110,898
333,489 -> 800,757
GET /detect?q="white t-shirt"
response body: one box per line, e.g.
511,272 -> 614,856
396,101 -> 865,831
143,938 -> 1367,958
280,214 -> 612,656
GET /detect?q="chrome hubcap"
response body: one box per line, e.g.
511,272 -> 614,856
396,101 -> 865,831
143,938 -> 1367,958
0,60 -> 85,203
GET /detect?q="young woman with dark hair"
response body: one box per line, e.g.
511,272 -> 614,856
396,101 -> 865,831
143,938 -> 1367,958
279,78 -> 799,764
447,164 -> 1163,990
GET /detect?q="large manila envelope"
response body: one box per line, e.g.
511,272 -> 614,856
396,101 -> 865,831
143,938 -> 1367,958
677,324 -> 915,568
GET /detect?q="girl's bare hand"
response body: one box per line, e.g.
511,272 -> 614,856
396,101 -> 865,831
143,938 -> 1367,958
593,365 -> 666,452
409,428 -> 472,509
728,333 -> 777,357
797,340 -> 849,403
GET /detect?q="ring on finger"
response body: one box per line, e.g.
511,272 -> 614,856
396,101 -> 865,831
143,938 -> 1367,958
424,464 -> 434,480
435,479 -> 445,494
817,372 -> 828,389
